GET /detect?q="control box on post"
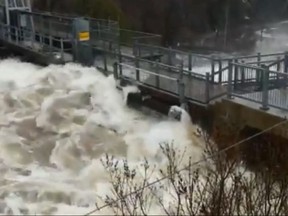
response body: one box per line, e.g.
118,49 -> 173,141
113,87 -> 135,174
72,18 -> 93,66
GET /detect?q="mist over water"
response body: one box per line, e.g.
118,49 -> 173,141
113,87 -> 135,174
0,58 -> 206,215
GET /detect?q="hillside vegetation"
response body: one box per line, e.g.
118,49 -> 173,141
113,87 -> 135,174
33,0 -> 288,49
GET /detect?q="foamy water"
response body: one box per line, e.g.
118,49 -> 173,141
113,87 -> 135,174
0,58 -> 206,215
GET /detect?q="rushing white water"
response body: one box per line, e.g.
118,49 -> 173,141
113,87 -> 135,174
0,58 -> 206,215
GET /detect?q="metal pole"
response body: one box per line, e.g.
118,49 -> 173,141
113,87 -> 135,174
168,47 -> 173,73
205,72 -> 210,103
284,52 -> 288,72
155,60 -> 160,88
188,53 -> 192,71
234,59 -> 238,90
178,61 -> 185,107
218,59 -> 222,83
227,60 -> 233,99
241,60 -> 245,84
60,38 -> 64,61
211,58 -> 215,83
260,64 -> 269,111
135,57 -> 140,81
256,52 -> 261,84
113,62 -> 118,80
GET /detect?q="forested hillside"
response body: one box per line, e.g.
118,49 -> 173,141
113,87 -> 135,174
33,0 -> 288,50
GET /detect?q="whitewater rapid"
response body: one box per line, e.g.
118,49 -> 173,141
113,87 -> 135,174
0,58 -> 206,215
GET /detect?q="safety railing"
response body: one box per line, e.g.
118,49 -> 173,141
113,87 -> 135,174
113,61 -> 186,105
212,52 -> 288,84
134,43 -> 212,70
19,10 -> 73,39
228,62 -> 288,111
90,27 -> 162,58
111,54 -> 227,105
0,23 -> 73,62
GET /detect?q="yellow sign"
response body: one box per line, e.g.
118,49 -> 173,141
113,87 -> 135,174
79,31 -> 90,41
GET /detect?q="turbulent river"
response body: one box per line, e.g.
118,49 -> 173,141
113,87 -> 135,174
0,58 -> 207,215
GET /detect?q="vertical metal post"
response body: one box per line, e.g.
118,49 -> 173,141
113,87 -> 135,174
155,60 -> 160,88
241,60 -> 245,84
205,72 -> 210,103
135,57 -> 140,81
234,59 -> 238,89
178,60 -> 184,82
284,52 -> 288,73
31,24 -> 35,48
113,62 -> 118,80
218,60 -> 222,83
276,56 -> 280,85
118,49 -> 123,76
104,52 -> 107,72
260,65 -> 269,110
102,38 -> 107,71
188,53 -> 192,71
211,58 -> 215,83
15,25 -> 18,44
256,52 -> 261,85
227,60 -> 233,99
168,47 -> 173,73
178,62 -> 185,107
60,38 -> 64,60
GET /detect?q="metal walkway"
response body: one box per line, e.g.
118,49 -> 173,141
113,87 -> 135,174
0,0 -> 288,114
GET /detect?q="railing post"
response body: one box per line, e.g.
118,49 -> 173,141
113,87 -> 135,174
188,53 -> 192,71
60,38 -> 64,61
241,60 -> 245,84
276,56 -> 280,83
168,47 -> 173,73
103,51 -> 107,72
178,63 -> 186,108
31,26 -> 35,49
211,58 -> 215,83
118,49 -> 123,76
234,59 -> 239,90
113,62 -> 119,80
135,57 -> 140,81
227,60 -> 233,99
218,59 -> 222,83
284,52 -> 288,72
260,64 -> 269,111
15,26 -> 19,44
205,72 -> 210,103
155,60 -> 160,88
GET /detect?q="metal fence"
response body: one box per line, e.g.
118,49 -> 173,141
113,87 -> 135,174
228,62 -> 288,111
212,52 -> 288,84
0,23 -> 73,61
111,54 -> 227,105
0,10 -> 74,63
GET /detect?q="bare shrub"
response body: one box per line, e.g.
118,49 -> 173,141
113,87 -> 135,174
94,135 -> 288,216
